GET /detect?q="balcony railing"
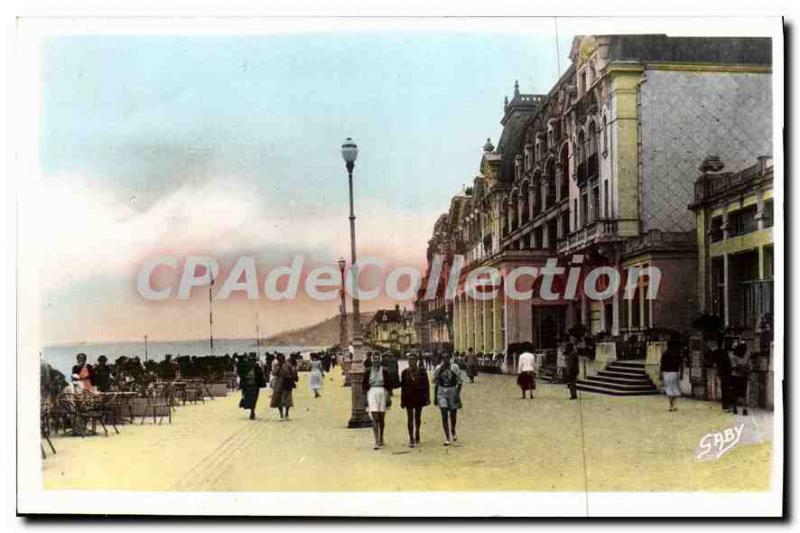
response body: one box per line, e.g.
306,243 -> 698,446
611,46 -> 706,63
693,162 -> 767,205
557,218 -> 620,254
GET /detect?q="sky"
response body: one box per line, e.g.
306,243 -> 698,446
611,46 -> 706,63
36,30 -> 575,344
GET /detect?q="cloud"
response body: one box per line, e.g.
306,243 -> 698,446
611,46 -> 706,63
27,172 -> 438,297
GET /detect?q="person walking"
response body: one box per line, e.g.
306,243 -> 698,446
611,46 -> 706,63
400,354 -> 430,448
363,353 -> 393,450
433,353 -> 463,446
309,353 -> 324,398
238,354 -> 266,420
465,348 -> 478,384
660,340 -> 683,412
712,340 -> 734,412
516,350 -> 536,399
270,353 -> 297,420
730,343 -> 751,416
564,343 -> 579,400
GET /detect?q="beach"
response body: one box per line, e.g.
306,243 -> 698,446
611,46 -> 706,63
43,371 -> 772,492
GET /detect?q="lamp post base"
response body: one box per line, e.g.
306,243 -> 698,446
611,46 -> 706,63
347,337 -> 371,428
341,359 -> 352,387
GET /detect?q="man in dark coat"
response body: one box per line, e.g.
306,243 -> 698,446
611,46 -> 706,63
238,355 -> 266,420
565,343 -> 579,400
711,340 -> 733,411
400,355 -> 430,448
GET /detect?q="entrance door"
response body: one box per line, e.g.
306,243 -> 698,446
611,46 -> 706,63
532,306 -> 566,350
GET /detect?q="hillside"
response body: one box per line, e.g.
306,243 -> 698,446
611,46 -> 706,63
263,312 -> 376,347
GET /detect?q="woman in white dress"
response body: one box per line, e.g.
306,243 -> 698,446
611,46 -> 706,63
361,353 -> 393,449
309,353 -> 324,398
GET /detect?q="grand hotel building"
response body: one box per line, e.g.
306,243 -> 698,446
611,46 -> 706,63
414,34 -> 772,358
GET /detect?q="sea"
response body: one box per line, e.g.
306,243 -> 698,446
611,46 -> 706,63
41,339 -> 325,377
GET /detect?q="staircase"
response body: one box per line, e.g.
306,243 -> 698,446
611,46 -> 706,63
538,362 -> 559,383
576,360 -> 659,396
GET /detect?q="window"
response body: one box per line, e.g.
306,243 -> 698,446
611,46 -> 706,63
711,257 -> 725,318
561,211 -> 571,238
591,184 -> 600,223
573,199 -> 578,228
547,220 -> 558,250
602,116 -> 608,156
586,122 -> 598,180
763,199 -> 774,228
631,286 -> 641,329
603,180 -> 610,219
729,205 -> 758,236
559,145 -> 570,200
709,216 -> 724,242
621,296 -> 629,330
580,190 -> 589,227
764,245 -> 774,279
590,306 -> 602,335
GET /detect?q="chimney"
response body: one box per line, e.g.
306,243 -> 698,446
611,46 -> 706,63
757,155 -> 772,175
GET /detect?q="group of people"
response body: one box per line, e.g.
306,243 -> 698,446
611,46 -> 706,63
511,344 -> 581,401
56,352 -> 246,397
658,336 -> 753,414
237,352 -> 308,420
362,352 -> 464,450
709,340 -> 753,415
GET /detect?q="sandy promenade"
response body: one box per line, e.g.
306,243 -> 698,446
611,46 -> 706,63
43,371 -> 773,492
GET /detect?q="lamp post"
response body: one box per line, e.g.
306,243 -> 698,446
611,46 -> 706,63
341,137 -> 371,428
337,257 -> 348,349
337,257 -> 352,387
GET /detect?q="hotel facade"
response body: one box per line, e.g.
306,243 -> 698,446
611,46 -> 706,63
414,34 -> 773,368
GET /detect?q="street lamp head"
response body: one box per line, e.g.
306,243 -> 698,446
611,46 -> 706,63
341,137 -> 358,167
337,257 -> 347,271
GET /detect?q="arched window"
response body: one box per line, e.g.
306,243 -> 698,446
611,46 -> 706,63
509,190 -> 518,231
545,159 -> 556,208
520,180 -> 530,224
586,120 -> 599,180
559,143 -> 570,200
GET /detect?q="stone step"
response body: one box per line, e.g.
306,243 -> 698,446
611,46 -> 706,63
604,365 -> 647,375
609,361 -> 646,369
598,369 -> 650,380
574,358 -> 658,396
579,378 -> 657,391
587,375 -> 654,387
575,382 -> 660,396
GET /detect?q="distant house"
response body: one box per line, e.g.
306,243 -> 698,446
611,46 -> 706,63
365,305 -> 417,352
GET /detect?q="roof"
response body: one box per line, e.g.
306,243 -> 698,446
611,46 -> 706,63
605,34 -> 772,66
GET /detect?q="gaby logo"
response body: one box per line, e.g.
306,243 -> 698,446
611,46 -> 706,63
696,424 -> 745,461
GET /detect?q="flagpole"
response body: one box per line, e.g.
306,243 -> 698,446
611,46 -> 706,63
255,311 -> 261,351
209,261 -> 214,354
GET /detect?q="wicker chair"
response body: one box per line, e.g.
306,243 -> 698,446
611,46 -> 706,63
40,404 -> 56,458
140,383 -> 172,425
